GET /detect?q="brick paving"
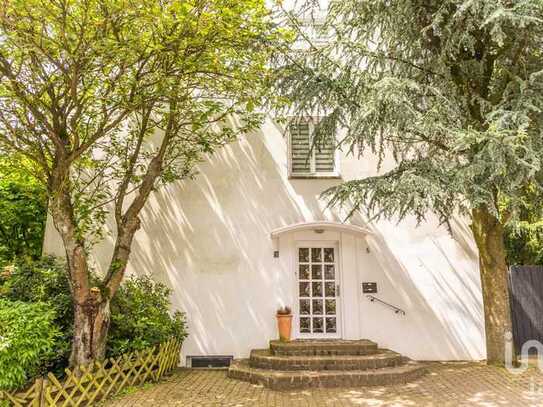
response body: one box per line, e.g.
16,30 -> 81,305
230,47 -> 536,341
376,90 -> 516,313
108,362 -> 543,406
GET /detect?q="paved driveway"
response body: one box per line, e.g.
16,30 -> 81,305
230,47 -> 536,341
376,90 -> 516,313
108,362 -> 543,406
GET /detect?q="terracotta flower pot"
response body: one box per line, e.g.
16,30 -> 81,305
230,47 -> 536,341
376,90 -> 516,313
276,313 -> 293,342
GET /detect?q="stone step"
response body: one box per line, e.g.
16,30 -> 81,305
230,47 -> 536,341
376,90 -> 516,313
269,339 -> 379,356
228,359 -> 427,390
250,349 -> 405,371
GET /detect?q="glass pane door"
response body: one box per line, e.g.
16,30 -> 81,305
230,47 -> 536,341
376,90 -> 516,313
297,245 -> 339,336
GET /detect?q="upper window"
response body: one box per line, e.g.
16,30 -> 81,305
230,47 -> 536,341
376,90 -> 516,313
289,119 -> 338,178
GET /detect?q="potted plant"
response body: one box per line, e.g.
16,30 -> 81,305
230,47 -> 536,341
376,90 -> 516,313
276,306 -> 292,342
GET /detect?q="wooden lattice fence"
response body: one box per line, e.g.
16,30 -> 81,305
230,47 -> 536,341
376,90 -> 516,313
0,338 -> 182,406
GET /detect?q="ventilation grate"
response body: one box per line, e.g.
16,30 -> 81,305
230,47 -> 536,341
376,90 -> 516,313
187,355 -> 233,369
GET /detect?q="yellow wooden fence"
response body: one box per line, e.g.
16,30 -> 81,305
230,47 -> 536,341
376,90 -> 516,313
0,338 -> 182,406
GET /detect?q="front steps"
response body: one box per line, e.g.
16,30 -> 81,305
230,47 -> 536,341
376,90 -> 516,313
227,339 -> 427,390
270,339 -> 379,356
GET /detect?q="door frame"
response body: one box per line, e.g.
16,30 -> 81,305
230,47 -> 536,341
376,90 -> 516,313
292,240 -> 343,339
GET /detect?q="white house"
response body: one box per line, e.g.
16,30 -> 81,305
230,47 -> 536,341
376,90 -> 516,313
43,115 -> 486,366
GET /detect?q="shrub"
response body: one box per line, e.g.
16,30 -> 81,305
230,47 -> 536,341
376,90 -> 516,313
108,275 -> 187,357
0,300 -> 60,390
0,156 -> 47,264
0,258 -> 187,385
0,257 -> 73,326
0,256 -> 72,374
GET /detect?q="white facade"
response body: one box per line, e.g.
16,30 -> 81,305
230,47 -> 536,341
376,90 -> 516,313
43,116 -> 486,363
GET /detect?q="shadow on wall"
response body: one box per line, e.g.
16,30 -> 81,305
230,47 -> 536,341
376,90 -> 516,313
126,118 -> 318,356
359,213 -> 484,360
75,116 -> 484,360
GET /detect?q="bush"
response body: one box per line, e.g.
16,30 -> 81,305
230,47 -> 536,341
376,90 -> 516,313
0,157 -> 47,264
0,300 -> 60,390
108,275 -> 187,357
0,257 -> 72,374
0,257 -> 73,326
0,257 -> 187,385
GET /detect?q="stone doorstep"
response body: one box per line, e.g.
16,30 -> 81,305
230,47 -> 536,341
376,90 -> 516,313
269,339 -> 379,356
228,359 -> 428,391
249,349 -> 405,371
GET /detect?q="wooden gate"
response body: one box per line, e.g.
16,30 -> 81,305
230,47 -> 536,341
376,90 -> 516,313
508,265 -> 543,353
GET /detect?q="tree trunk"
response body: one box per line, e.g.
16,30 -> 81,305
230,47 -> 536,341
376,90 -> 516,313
48,161 -> 111,367
471,206 -> 513,365
70,298 -> 111,366
47,127 -> 168,366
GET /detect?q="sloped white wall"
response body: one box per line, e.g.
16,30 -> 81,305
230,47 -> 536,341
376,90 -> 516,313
43,116 -> 486,362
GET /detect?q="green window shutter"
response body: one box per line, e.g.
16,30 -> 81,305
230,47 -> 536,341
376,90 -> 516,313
290,122 -> 311,173
315,135 -> 335,172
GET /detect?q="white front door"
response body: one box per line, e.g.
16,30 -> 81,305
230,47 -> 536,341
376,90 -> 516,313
295,242 -> 341,338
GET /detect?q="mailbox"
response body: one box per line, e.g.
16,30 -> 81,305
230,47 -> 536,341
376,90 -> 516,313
362,282 -> 377,294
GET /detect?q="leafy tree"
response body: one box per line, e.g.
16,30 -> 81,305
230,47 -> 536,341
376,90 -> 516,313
0,0 -> 282,366
276,1 -> 543,364
503,184 -> 543,265
0,157 -> 47,263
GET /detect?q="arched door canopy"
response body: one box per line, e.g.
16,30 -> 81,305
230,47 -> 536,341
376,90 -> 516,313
270,221 -> 372,239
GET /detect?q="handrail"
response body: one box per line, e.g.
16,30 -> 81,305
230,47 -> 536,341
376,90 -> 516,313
366,295 -> 406,315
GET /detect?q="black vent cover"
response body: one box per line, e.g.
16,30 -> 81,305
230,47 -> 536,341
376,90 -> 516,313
188,356 -> 232,368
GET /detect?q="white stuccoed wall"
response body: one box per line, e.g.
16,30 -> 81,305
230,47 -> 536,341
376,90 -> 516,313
43,116 -> 486,362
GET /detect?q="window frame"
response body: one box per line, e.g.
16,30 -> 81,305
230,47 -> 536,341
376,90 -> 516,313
287,117 -> 341,179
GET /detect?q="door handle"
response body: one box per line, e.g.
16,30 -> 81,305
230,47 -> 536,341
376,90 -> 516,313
336,284 -> 340,297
